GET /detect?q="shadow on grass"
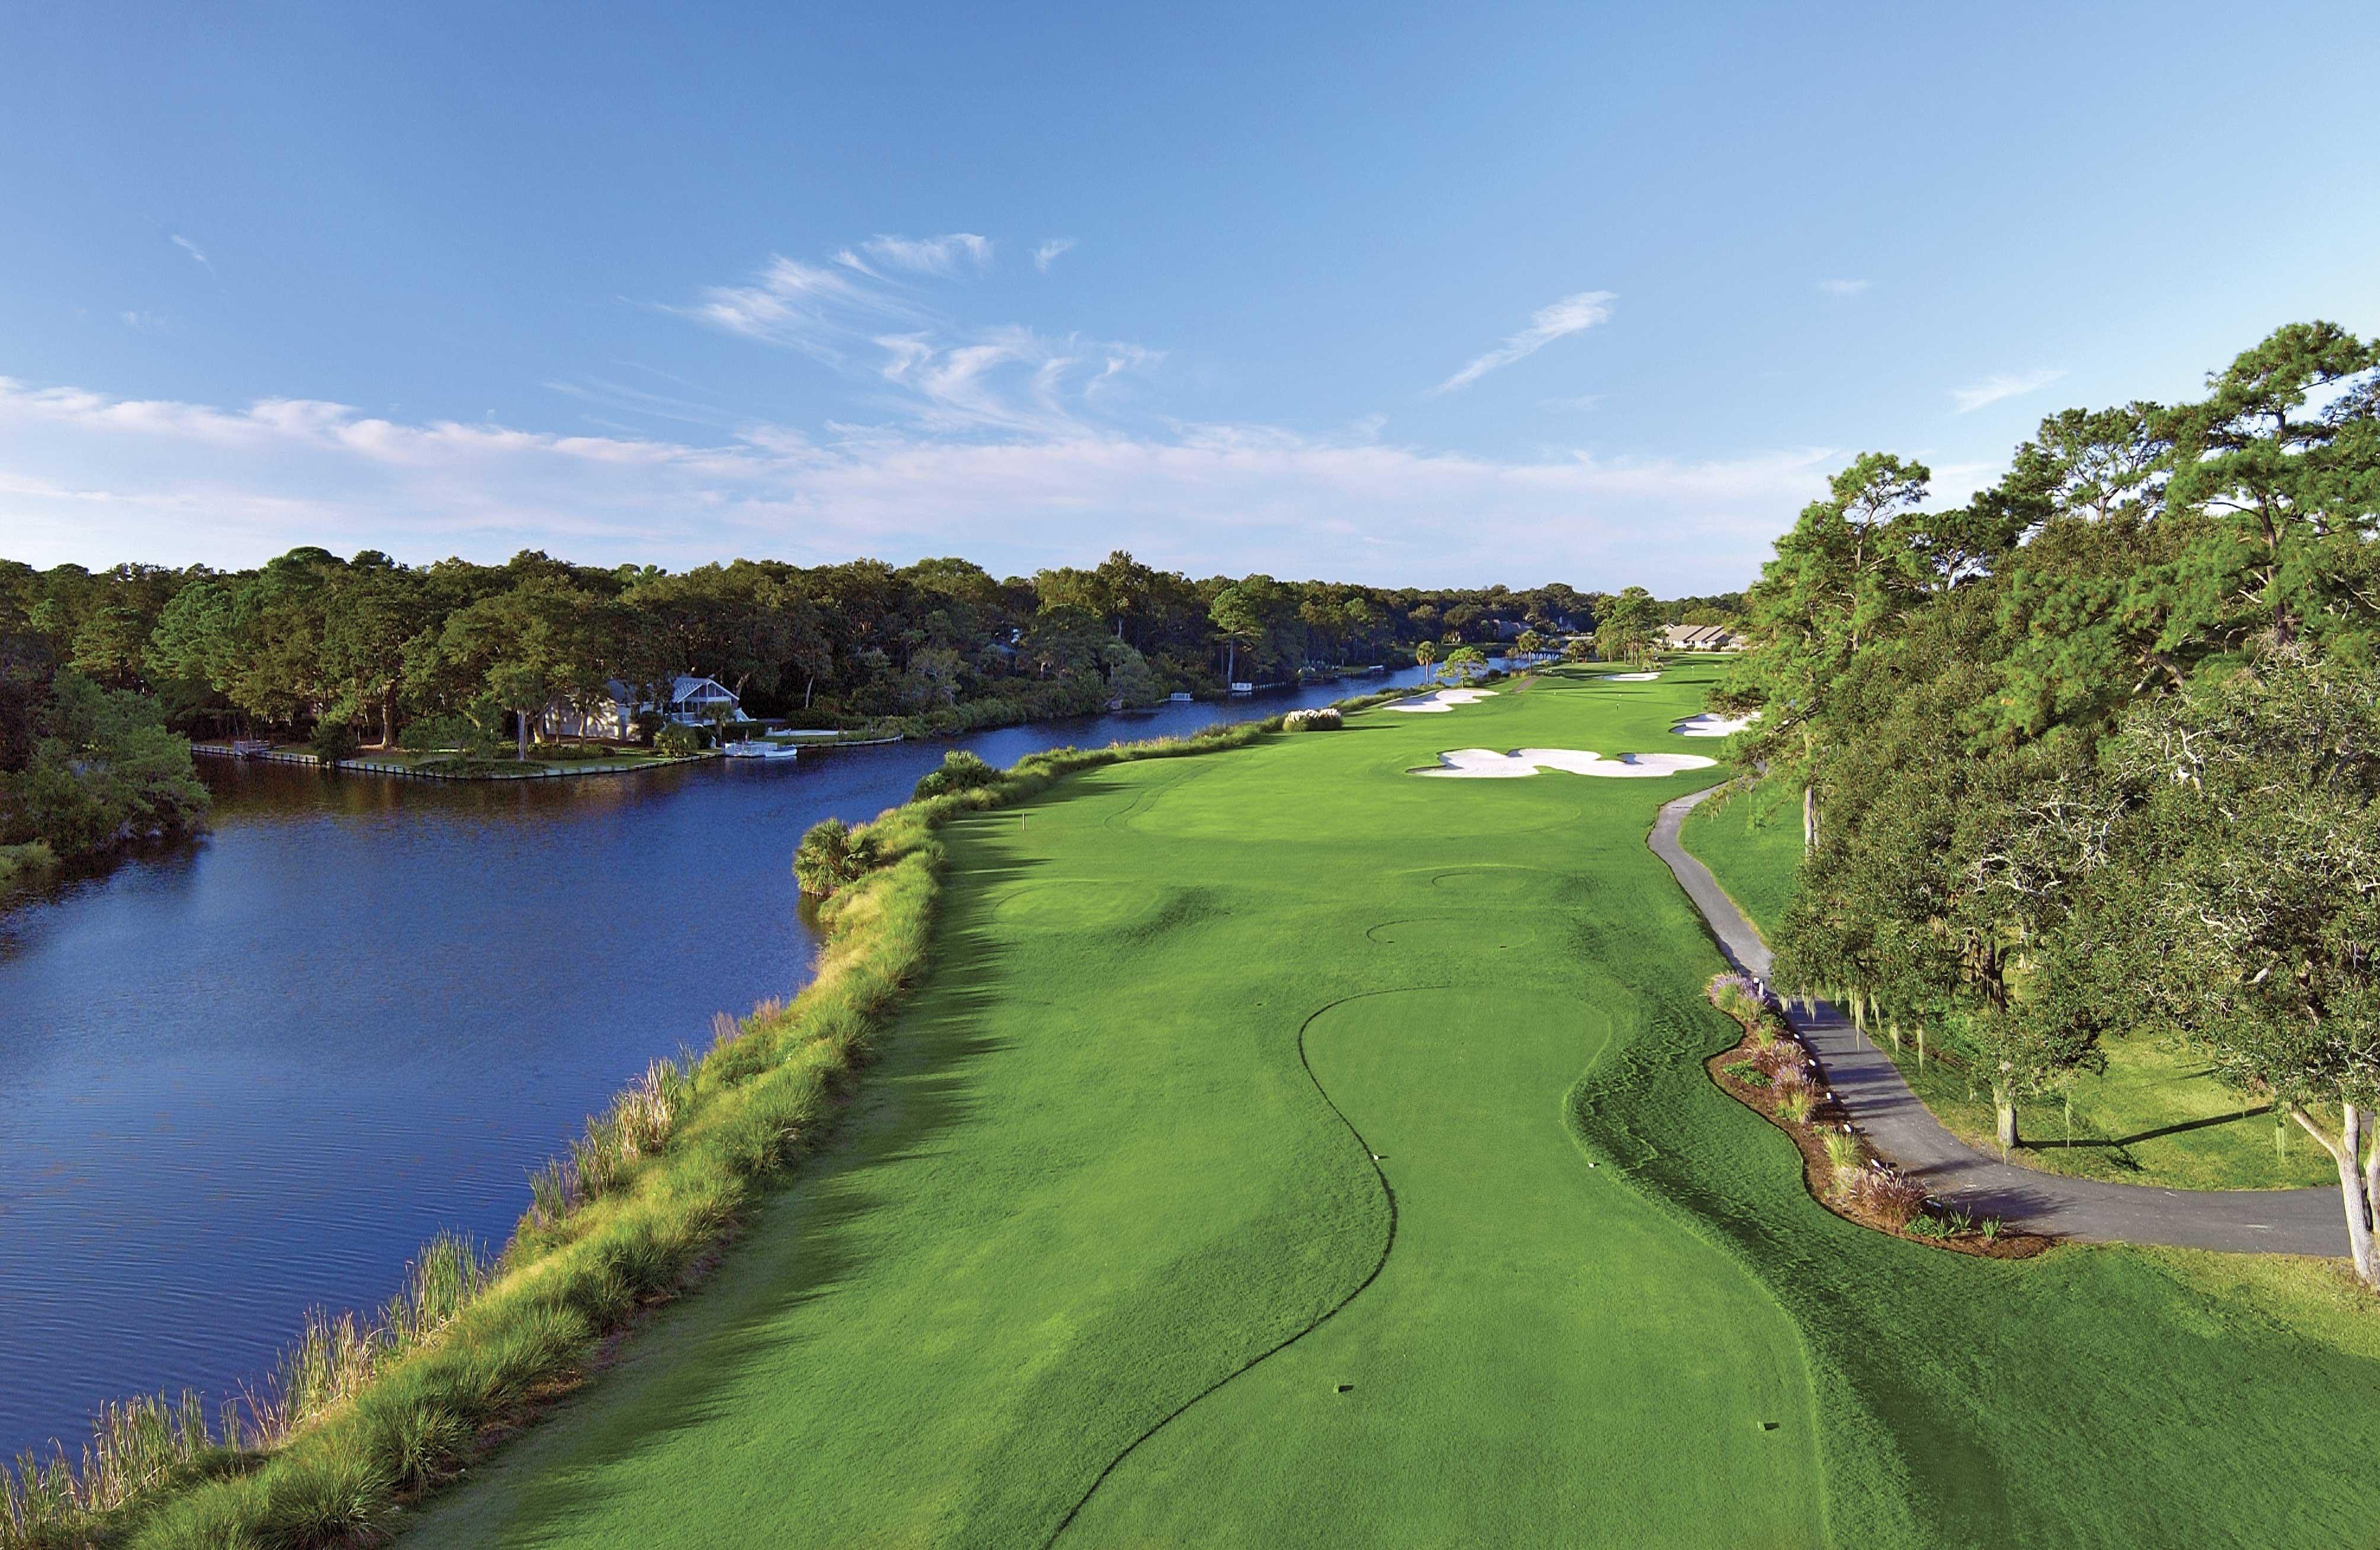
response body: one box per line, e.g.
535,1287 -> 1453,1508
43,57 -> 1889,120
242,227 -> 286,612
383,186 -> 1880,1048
427,825 -> 1046,1546
2026,1104 -> 2276,1151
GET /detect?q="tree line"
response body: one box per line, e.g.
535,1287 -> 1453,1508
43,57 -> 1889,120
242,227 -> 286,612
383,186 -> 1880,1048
1717,322 -> 2380,1281
1,548 -> 1678,868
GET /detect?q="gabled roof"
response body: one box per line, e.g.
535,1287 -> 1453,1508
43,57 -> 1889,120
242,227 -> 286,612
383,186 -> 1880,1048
597,676 -> 740,707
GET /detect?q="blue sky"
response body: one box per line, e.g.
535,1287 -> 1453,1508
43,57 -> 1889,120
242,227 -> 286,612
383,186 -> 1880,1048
3,1 -> 2375,591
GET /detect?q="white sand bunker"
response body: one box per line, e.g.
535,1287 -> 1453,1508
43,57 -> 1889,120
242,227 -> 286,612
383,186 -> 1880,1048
1412,747 -> 1719,779
1672,712 -> 1758,738
1385,687 -> 1499,713
1599,671 -> 1661,681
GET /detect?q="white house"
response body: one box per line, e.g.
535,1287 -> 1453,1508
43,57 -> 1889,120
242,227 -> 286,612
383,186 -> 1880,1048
545,675 -> 742,739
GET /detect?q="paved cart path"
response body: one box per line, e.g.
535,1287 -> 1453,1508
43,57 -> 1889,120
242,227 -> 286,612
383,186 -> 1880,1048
1651,787 -> 2344,1257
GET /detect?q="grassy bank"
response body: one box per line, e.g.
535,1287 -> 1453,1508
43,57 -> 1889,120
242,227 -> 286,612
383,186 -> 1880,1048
1,719 -> 1285,1549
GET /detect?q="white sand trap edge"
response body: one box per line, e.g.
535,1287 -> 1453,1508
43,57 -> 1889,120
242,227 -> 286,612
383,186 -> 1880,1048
1384,687 -> 1500,713
1599,671 -> 1661,681
1672,712 -> 1758,738
1412,747 -> 1719,779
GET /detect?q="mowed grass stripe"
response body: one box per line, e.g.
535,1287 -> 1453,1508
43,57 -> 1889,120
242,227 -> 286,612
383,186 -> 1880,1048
1061,985 -> 1823,1548
410,669 -> 1822,1547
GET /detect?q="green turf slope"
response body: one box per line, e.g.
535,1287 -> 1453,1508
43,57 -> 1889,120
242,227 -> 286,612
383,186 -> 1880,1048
1679,770 -> 1802,940
1063,985 -> 1819,1548
412,663 -> 2380,1549
409,666 -> 1824,1548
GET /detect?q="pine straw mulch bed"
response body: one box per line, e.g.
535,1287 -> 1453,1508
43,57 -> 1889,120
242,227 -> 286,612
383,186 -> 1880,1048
1704,995 -> 2052,1260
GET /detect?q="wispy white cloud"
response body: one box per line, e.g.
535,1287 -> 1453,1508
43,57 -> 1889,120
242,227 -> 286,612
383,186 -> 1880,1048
1816,277 -> 1870,298
1950,367 -> 2066,414
120,311 -> 165,330
670,255 -> 900,366
170,234 -> 213,274
674,245 -> 1157,435
1033,237 -> 1076,272
1438,290 -> 1614,393
846,232 -> 992,276
0,373 -> 1832,591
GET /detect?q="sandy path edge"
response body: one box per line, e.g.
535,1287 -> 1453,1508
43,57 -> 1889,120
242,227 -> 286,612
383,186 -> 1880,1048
1649,785 -> 2344,1257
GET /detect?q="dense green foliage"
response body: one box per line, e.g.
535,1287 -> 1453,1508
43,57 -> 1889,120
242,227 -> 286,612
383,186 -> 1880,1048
1716,321 -> 2380,1270
910,748 -> 999,800
0,548 -> 1613,754
0,659 -> 206,866
398,664 -> 2380,1548
790,816 -> 881,897
1685,779 -> 2337,1187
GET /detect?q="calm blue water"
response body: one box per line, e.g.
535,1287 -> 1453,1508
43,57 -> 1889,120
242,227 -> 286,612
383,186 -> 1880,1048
0,671 -> 1434,1460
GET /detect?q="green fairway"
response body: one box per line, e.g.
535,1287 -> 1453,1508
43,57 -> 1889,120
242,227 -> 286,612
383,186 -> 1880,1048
412,663 -> 2380,1549
1062,985 -> 1819,1548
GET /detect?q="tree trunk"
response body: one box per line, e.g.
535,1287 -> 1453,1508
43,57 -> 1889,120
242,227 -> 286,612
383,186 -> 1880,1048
2363,1110 -> 2379,1231
1225,640 -> 1236,684
2293,1103 -> 2378,1288
380,687 -> 398,750
516,709 -> 530,761
803,675 -> 815,710
1802,784 -> 1817,851
1993,1088 -> 2019,1154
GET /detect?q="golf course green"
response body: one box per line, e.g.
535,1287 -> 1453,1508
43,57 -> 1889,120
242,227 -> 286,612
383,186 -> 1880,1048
410,664 -> 2380,1548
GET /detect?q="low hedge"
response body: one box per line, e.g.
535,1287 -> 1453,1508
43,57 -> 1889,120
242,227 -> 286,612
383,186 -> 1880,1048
5,712 -> 1294,1549
408,757 -> 547,779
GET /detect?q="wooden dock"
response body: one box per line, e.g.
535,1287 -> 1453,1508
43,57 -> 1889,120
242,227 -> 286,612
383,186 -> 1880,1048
189,744 -> 711,781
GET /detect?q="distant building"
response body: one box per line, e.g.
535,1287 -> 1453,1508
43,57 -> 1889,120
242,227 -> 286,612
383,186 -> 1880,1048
1662,624 -> 1741,652
545,675 -> 742,739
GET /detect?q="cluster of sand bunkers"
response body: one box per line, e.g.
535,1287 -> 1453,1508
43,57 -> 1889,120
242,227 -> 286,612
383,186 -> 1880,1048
1383,687 -> 1501,713
1412,747 -> 1718,779
1387,681 -> 1749,779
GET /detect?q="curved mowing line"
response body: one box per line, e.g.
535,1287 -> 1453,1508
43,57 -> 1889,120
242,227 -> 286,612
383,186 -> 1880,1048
1041,982 -> 1450,1546
1099,765 -> 1190,831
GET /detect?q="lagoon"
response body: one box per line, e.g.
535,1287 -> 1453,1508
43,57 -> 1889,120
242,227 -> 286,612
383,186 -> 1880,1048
0,672 -> 1432,1461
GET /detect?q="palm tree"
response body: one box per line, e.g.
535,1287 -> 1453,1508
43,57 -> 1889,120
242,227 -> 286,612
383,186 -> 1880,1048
1415,638 -> 1438,683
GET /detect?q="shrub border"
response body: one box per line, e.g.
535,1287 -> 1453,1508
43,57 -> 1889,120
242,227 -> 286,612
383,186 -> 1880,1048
1703,982 -> 2049,1260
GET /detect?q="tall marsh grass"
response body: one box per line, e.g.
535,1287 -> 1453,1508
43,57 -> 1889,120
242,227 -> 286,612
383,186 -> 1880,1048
4,712 -> 1290,1550
2,1232 -> 488,1547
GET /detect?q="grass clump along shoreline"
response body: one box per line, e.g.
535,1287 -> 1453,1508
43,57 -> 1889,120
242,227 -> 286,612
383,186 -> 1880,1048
0,714 -> 1286,1549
